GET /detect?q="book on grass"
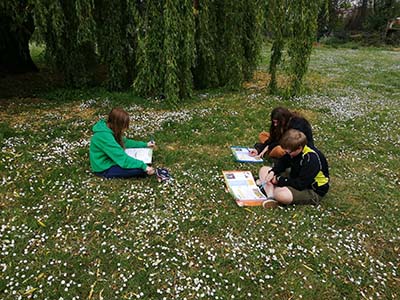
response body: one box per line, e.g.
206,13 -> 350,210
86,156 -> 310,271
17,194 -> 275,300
125,148 -> 153,164
230,146 -> 263,163
222,170 -> 267,207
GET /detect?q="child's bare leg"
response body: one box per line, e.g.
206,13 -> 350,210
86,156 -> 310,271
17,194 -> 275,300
258,166 -> 275,198
273,187 -> 293,205
263,181 -> 275,199
258,166 -> 272,183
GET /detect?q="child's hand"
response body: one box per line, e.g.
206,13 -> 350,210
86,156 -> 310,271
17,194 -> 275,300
147,141 -> 156,148
249,149 -> 258,157
146,166 -> 155,175
258,146 -> 268,158
255,153 -> 264,159
265,170 -> 275,183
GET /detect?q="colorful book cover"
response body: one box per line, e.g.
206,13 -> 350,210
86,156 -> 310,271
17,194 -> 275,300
222,170 -> 267,206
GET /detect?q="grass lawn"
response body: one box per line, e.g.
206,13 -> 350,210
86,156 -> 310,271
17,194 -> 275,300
0,44 -> 399,299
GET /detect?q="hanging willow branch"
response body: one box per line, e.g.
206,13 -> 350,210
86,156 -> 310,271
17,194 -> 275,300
267,0 -> 325,97
6,0 -> 263,104
287,0 -> 322,96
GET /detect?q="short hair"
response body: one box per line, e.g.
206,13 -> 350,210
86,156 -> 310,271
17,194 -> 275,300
280,129 -> 307,151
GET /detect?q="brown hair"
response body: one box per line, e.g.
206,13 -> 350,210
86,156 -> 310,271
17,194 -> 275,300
280,129 -> 307,151
269,107 -> 292,142
107,108 -> 130,148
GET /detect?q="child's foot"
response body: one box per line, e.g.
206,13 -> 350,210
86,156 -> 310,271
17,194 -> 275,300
156,167 -> 172,183
262,198 -> 278,209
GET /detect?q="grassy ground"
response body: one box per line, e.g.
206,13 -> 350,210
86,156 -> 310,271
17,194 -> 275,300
0,45 -> 399,300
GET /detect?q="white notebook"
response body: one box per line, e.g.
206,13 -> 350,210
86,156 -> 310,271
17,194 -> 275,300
230,146 -> 263,163
125,148 -> 153,164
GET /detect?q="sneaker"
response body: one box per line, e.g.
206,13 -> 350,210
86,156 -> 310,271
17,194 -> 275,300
156,167 -> 171,182
262,199 -> 278,209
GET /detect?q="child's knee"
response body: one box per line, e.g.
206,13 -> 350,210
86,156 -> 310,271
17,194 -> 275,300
268,146 -> 286,158
258,131 -> 270,143
259,166 -> 272,178
274,188 -> 293,204
260,166 -> 272,173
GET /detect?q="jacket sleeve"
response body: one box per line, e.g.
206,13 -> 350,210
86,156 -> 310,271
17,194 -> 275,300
276,153 -> 319,190
96,133 -> 148,171
267,141 -> 279,152
271,154 -> 291,174
124,137 -> 148,148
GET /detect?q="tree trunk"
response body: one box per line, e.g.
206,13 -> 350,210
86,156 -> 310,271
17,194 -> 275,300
0,12 -> 38,75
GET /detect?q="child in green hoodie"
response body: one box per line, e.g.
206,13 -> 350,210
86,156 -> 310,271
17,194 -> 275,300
90,108 -> 156,178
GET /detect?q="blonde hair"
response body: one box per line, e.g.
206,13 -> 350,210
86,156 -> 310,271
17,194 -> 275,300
280,129 -> 307,151
107,108 -> 129,148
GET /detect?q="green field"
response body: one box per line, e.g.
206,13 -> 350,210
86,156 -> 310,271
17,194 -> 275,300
1,45 -> 399,299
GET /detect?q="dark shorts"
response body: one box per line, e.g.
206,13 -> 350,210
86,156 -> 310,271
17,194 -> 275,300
287,187 -> 323,205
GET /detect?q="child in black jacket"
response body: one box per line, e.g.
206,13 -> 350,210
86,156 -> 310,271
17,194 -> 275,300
258,129 -> 329,208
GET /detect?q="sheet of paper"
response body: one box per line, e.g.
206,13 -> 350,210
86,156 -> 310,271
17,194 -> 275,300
125,148 -> 153,164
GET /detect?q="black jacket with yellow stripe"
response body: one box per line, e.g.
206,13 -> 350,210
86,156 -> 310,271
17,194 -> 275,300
272,145 -> 330,196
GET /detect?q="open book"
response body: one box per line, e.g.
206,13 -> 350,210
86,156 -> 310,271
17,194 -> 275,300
222,170 -> 267,206
230,146 -> 263,163
125,148 -> 153,164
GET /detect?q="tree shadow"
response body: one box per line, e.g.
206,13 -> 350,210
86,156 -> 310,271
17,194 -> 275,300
0,67 -> 64,101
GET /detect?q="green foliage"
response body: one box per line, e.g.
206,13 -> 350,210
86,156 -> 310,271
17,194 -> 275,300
266,0 -> 325,97
216,1 -> 244,88
193,0 -> 263,90
1,0 -> 262,104
287,0 -> 321,96
94,0 -> 139,90
134,0 -> 263,103
242,0 -> 263,80
0,1 -> 30,29
193,0 -> 219,89
32,0 -> 97,86
163,0 -> 195,105
266,0 -> 287,93
133,1 -> 165,97
133,0 -> 195,106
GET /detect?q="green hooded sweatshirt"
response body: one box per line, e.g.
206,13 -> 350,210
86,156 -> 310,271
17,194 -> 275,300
89,119 -> 148,172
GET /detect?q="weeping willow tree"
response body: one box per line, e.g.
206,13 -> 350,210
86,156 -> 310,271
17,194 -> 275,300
266,0 -> 325,96
266,0 -> 287,94
287,0 -> 323,96
2,0 -> 263,104
193,0 -> 219,89
133,0 -> 196,105
94,0 -> 140,90
133,1 -> 166,98
32,0 -> 97,86
193,0 -> 263,90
